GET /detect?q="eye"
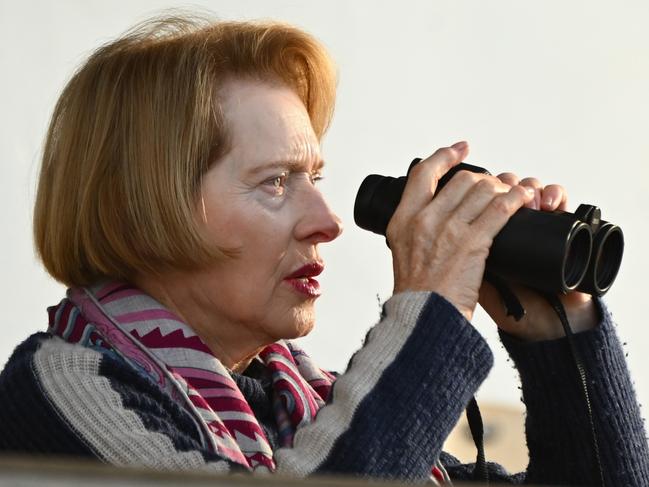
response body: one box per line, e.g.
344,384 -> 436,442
310,171 -> 324,185
264,172 -> 289,196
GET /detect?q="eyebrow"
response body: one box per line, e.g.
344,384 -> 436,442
246,159 -> 325,176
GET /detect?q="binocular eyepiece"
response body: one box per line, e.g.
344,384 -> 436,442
354,160 -> 624,296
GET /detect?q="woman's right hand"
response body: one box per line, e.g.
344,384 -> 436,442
386,141 -> 535,321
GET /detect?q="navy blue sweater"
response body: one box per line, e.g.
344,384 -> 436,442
0,292 -> 647,484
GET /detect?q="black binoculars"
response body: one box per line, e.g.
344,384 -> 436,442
354,160 -> 624,296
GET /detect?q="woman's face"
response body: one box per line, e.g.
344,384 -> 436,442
193,79 -> 342,349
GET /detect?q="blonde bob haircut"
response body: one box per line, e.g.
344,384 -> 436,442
34,14 -> 337,287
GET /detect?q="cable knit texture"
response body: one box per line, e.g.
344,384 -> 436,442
0,292 -> 647,485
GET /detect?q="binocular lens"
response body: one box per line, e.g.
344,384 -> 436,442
564,226 -> 592,289
594,225 -> 624,293
575,223 -> 624,296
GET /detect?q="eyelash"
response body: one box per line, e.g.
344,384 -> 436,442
264,171 -> 323,195
310,172 -> 324,184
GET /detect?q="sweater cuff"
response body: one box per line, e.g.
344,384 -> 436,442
499,297 -> 613,390
499,299 -> 649,486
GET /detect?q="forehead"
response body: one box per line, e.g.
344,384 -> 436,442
220,79 -> 321,169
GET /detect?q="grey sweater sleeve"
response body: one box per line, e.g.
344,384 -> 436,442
276,291 -> 494,481
500,300 -> 649,486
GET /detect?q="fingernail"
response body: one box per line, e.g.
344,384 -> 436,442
543,195 -> 554,207
451,141 -> 468,152
525,187 -> 535,196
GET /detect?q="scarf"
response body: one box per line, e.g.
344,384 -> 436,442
47,281 -> 449,483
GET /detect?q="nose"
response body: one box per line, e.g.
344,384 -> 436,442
294,187 -> 343,244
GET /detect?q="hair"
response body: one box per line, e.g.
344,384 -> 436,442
33,14 -> 337,287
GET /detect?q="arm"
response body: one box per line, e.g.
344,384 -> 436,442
501,301 -> 649,486
274,291 -> 493,480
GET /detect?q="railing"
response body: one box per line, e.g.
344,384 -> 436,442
0,455 -> 550,486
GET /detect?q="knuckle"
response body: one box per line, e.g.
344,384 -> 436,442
408,161 -> 427,178
386,218 -> 401,243
433,147 -> 456,161
497,171 -> 518,181
492,195 -> 513,216
408,160 -> 440,186
496,172 -> 519,187
412,212 -> 433,232
512,184 -> 529,198
385,224 -> 396,243
475,176 -> 499,194
440,218 -> 467,245
520,177 -> 542,187
454,169 -> 480,185
474,232 -> 494,250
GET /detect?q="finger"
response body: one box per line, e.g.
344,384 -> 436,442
540,184 -> 568,211
519,177 -> 543,210
395,142 -> 468,222
472,185 -> 534,239
446,175 -> 511,224
428,170 -> 489,221
496,172 -> 519,186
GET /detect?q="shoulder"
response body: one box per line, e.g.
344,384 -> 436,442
0,332 -> 101,392
0,332 -> 140,443
0,333 -> 231,470
0,332 -> 105,457
1,331 -> 151,405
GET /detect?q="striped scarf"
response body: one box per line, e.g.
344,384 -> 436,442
47,281 -> 449,483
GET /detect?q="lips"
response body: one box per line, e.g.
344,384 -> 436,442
284,262 -> 324,298
285,262 -> 324,279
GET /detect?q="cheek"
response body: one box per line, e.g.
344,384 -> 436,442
200,194 -> 303,306
204,205 -> 296,299
204,196 -> 295,249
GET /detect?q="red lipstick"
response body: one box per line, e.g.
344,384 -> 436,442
284,262 -> 324,298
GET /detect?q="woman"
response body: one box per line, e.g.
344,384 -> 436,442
0,15 -> 646,485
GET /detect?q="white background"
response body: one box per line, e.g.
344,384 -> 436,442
1,0 -> 648,416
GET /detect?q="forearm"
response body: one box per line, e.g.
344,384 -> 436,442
275,292 -> 494,481
502,300 -> 649,486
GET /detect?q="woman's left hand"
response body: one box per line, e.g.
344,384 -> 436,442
478,173 -> 599,341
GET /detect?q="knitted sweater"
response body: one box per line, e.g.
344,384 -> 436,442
0,291 -> 647,485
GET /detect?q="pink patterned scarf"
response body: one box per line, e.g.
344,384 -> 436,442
47,281 -> 335,471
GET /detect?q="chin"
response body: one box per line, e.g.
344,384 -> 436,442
276,307 -> 315,340
280,319 -> 315,340
294,319 -> 315,338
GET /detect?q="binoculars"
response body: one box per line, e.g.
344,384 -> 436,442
354,160 -> 624,296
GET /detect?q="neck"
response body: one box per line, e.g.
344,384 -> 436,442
132,274 -> 270,373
